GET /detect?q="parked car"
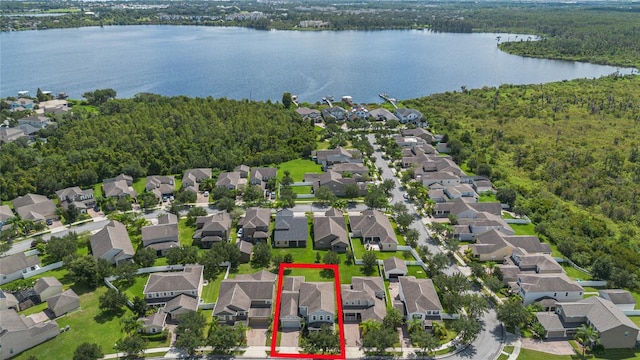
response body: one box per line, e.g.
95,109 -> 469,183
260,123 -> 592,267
46,219 -> 53,226
204,191 -> 209,197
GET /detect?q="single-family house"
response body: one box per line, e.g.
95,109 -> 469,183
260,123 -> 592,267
0,253 -> 41,286
457,213 -> 515,237
8,98 -> 34,110
401,128 -> 435,144
536,297 -> 639,349
313,208 -> 348,252
311,171 -> 367,197
214,270 -> 276,325
234,165 -> 250,179
12,194 -> 57,222
142,213 -> 179,256
47,289 -> 80,318
238,207 -> 271,244
517,273 -> 584,305
143,265 -> 204,306
393,135 -> 427,148
90,221 -> 135,265
0,127 -> 27,144
349,105 -> 369,120
342,277 -> 386,323
296,107 -> 322,122
278,276 -> 336,330
398,276 -> 443,329
237,240 -> 253,263
249,167 -> 277,189
369,108 -> 399,122
599,290 -> 636,312
17,115 -> 50,129
33,277 -> 63,302
216,171 -> 242,190
146,175 -> 175,199
164,294 -> 199,320
472,178 -> 494,194
394,108 -> 423,124
103,180 -> 137,199
330,163 -> 369,177
350,210 -> 398,251
193,212 -> 232,248
383,257 -> 408,280
321,106 -> 347,121
273,209 -> 307,248
103,174 -> 134,186
0,309 -> 59,359
139,311 -> 167,334
56,186 -> 95,214
471,229 -> 551,262
182,168 -> 212,193
313,147 -> 362,170
421,172 -> 461,187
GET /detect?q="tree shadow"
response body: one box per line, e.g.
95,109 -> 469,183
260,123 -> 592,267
320,269 -> 335,279
94,309 -> 122,324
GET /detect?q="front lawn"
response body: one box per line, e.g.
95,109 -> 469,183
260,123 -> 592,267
277,159 -> 322,182
291,185 -> 314,195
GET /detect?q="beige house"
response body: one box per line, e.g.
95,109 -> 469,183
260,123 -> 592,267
90,221 -> 135,265
537,297 -> 640,349
350,210 -> 398,251
47,289 -> 80,318
398,276 -> 443,329
0,253 -> 41,285
383,257 -> 408,280
143,265 -> 204,306
313,208 -> 349,252
342,277 -> 386,323
11,194 -> 57,222
142,213 -> 179,256
0,309 -> 59,359
214,270 -> 276,326
140,311 -> 167,334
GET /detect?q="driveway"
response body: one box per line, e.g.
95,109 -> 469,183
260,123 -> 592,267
344,323 -> 360,347
521,338 -> 575,355
279,329 -> 299,349
246,325 -> 268,347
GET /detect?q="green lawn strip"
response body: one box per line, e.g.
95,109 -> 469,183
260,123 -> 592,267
317,142 -> 330,150
630,316 -> 640,328
479,193 -> 497,203
510,223 -> 536,236
93,183 -> 103,198
502,212 -> 515,219
389,219 -> 407,245
503,345 -> 515,353
351,237 -> 409,261
19,301 -> 49,316
153,257 -> 168,266
178,218 -> 195,246
560,263 -> 592,281
406,265 -> 427,278
277,159 -> 322,182
631,291 -> 640,309
14,286 -> 168,360
120,274 -> 149,299
383,279 -> 392,307
291,185 -> 313,195
516,349 -> 572,360
132,177 -> 147,195
202,275 -> 225,303
434,346 -> 456,356
497,354 -> 509,360
582,286 -> 605,293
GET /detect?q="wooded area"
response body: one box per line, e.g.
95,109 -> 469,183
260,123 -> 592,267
405,74 -> 640,288
0,94 -> 315,199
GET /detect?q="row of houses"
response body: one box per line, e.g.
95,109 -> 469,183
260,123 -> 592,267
296,105 -> 424,125
211,270 -> 444,332
215,166 -> 276,191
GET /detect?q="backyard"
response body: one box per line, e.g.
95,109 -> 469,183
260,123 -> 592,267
277,159 -> 322,182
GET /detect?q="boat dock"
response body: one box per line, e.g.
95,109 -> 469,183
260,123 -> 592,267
379,93 -> 398,109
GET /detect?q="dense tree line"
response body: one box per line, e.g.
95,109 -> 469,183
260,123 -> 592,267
407,74 -> 640,288
0,94 -> 315,200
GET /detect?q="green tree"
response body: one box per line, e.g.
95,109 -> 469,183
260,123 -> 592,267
242,184 -> 264,202
166,246 -> 199,265
279,187 -> 297,208
452,315 -> 482,343
137,191 -> 158,210
120,315 -> 143,335
134,247 -> 157,268
174,311 -> 207,356
114,334 -> 146,360
282,92 -> 293,109
272,254 -> 284,269
410,328 -> 439,356
216,197 -> 236,213
73,342 -> 103,360
382,307 -> 403,329
315,186 -> 337,205
45,232 -> 78,262
131,296 -> 148,318
496,188 -> 517,209
67,255 -> 102,287
302,324 -> 340,354
323,251 -> 340,265
175,188 -> 197,204
207,319 -> 246,354
396,212 -> 414,231
463,294 -> 489,319
251,243 -> 272,268
283,253 -> 294,263
98,288 -> 127,315
359,319 -> 381,337
496,298 -> 530,330
344,183 -> 361,199
484,275 -> 504,293
82,88 -> 117,106
361,326 -> 396,354
362,251 -> 378,275
113,262 -> 139,287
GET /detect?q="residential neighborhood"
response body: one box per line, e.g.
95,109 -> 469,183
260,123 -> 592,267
0,93 -> 638,360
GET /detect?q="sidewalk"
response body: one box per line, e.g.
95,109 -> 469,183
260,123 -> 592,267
504,330 -> 522,360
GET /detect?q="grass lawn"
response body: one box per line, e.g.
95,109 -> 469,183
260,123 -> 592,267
277,159 -> 322,182
479,193 -> 498,203
132,177 -> 147,195
351,237 -> 411,261
561,263 -> 592,281
629,317 -> 640,328
291,185 -> 314,195
178,218 -> 195,246
14,285 -> 167,360
406,265 -> 428,278
120,274 -> 150,299
19,301 -> 49,316
503,345 -> 515,353
632,291 -> 640,309
202,275 -> 225,303
517,346 -> 640,360
497,354 -> 509,360
93,183 -> 103,198
317,141 -> 331,150
153,257 -> 168,266
390,219 -> 407,245
511,223 -> 536,236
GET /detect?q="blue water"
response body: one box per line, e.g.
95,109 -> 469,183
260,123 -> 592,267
0,26 -> 633,103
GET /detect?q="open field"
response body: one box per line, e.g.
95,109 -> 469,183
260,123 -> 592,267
277,159 -> 322,182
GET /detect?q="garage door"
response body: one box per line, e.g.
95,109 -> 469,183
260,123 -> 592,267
280,319 -> 301,329
546,330 -> 566,338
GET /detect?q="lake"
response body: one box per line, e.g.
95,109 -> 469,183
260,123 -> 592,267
0,26 -> 634,103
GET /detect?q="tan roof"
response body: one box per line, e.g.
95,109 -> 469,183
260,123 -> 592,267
90,221 -> 134,261
165,294 -> 198,314
12,193 -> 56,220
238,207 -> 271,229
299,282 -> 335,315
33,276 -> 62,295
518,273 -> 584,293
350,209 -> 397,245
216,171 -> 241,187
383,257 -> 408,274
103,179 -> 137,198
399,276 -> 442,314
144,265 -> 203,294
558,297 -> 640,332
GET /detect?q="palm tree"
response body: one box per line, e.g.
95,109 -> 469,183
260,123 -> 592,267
407,319 -> 423,334
575,324 -> 599,356
359,319 -> 381,337
432,321 -> 447,340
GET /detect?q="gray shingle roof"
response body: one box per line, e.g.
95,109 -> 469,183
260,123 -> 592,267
313,214 -> 348,248
299,282 -> 335,315
383,257 -> 408,274
0,252 -> 40,276
518,273 -> 584,293
399,276 -> 442,314
33,276 -> 62,295
90,221 -> 134,261
274,210 -> 308,242
12,193 -> 56,221
165,294 -> 198,314
599,289 -> 636,305
144,265 -> 203,294
47,289 -> 80,316
350,210 -> 397,245
213,271 -> 275,316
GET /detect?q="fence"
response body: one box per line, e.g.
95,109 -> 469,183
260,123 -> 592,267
135,265 -> 185,275
622,310 -> 640,316
554,257 -> 592,276
199,303 -> 216,310
24,261 -> 64,279
576,280 -> 607,287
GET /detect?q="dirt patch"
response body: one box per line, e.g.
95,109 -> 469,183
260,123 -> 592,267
521,338 -> 575,355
